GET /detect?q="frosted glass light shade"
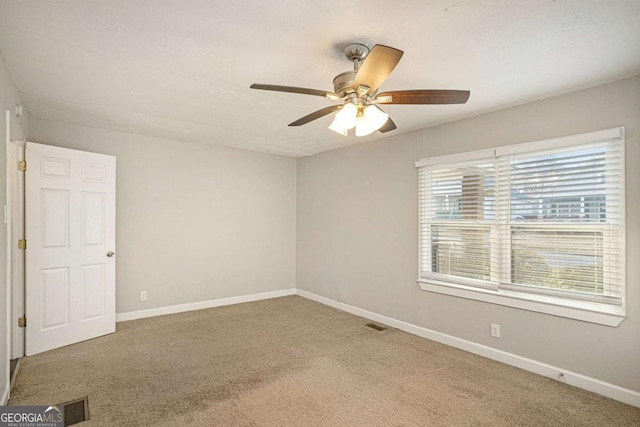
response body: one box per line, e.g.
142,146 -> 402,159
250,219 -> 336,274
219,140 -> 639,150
363,105 -> 389,131
335,103 -> 357,129
329,118 -> 348,136
355,115 -> 375,137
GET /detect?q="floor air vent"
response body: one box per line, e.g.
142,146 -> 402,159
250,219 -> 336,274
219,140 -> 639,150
365,323 -> 386,331
61,396 -> 89,426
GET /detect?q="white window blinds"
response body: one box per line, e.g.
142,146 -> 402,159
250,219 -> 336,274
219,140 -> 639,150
418,158 -> 497,287
417,128 -> 625,307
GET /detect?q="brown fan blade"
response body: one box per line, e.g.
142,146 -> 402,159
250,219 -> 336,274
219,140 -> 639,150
378,117 -> 397,133
376,90 -> 470,104
352,45 -> 404,94
288,105 -> 342,127
250,84 -> 336,98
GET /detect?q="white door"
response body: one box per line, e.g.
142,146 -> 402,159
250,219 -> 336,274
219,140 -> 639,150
25,142 -> 116,356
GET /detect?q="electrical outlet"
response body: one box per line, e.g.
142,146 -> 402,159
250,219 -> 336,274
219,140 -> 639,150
490,323 -> 501,338
140,291 -> 148,301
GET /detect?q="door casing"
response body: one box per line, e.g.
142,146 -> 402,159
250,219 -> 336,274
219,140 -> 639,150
6,112 -> 26,360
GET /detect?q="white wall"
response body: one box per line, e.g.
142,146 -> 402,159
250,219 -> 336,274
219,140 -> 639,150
0,53 -> 29,403
29,119 -> 297,314
297,75 -> 640,392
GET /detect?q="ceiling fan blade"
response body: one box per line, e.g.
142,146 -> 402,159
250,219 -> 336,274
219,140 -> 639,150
352,45 -> 404,94
378,117 -> 397,133
376,90 -> 470,104
250,83 -> 336,98
288,105 -> 342,127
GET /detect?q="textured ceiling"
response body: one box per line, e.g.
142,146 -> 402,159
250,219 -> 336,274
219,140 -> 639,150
1,1 -> 639,157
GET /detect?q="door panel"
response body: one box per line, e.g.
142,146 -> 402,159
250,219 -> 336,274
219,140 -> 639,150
41,189 -> 70,249
41,157 -> 70,179
26,142 -> 116,356
81,264 -> 105,320
82,192 -> 105,246
41,267 -> 70,329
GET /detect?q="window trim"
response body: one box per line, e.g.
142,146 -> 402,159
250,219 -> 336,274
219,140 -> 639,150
415,127 -> 626,327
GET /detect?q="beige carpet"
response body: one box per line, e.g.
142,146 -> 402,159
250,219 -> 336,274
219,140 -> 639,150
9,296 -> 640,426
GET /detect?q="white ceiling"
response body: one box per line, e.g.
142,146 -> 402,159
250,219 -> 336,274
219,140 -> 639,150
1,1 -> 639,157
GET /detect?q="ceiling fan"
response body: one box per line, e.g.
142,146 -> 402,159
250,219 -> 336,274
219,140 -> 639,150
250,43 -> 470,137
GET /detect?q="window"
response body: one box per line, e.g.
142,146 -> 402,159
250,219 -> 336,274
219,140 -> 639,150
416,128 -> 625,326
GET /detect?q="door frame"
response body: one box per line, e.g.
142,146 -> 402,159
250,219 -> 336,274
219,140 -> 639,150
6,110 -> 26,362
4,110 -> 25,404
9,138 -> 25,360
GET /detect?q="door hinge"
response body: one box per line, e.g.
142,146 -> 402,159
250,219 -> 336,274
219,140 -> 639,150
18,160 -> 26,172
18,239 -> 26,250
18,316 -> 26,328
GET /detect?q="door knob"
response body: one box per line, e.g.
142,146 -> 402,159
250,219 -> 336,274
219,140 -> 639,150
107,251 -> 115,257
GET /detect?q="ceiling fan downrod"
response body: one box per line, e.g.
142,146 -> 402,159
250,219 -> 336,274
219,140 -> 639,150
343,43 -> 370,72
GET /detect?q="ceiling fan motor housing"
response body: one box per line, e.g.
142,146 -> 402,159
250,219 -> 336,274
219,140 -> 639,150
333,71 -> 357,97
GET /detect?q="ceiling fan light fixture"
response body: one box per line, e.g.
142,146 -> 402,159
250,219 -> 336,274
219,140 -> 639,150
355,114 -> 375,137
334,102 -> 357,129
329,118 -> 348,136
363,105 -> 389,132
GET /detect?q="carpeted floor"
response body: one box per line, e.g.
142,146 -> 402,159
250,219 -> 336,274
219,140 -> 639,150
9,296 -> 640,426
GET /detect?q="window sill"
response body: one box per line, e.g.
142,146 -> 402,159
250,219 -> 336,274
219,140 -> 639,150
417,279 -> 625,327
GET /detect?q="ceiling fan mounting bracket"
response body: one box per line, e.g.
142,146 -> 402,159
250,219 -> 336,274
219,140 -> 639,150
374,95 -> 392,103
343,43 -> 370,62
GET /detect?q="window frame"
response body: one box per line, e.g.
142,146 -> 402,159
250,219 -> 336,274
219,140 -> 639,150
415,127 -> 626,326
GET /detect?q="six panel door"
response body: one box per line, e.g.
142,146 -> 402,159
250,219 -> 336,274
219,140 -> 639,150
25,142 -> 116,356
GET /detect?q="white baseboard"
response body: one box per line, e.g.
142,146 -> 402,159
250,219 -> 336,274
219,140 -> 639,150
1,384 -> 8,406
116,289 -> 296,322
295,289 -> 640,408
